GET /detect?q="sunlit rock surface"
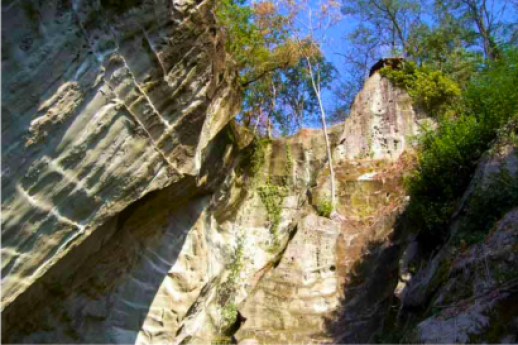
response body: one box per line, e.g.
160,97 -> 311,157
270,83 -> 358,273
2,16 -> 428,343
236,214 -> 342,344
338,70 -> 425,161
1,0 -> 239,338
1,119 -> 340,344
234,69 -> 421,344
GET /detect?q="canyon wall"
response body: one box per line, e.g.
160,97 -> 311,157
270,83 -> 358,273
9,1 -> 509,343
1,0 -> 239,338
3,27 -> 425,340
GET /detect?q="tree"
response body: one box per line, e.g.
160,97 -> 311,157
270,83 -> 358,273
241,51 -> 337,137
405,7 -> 482,84
341,0 -> 423,56
281,0 -> 342,213
217,0 -> 301,136
275,57 -> 337,134
433,0 -> 518,60
447,0 -> 508,60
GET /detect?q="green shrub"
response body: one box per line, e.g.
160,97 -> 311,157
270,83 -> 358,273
456,156 -> 518,246
249,136 -> 271,177
228,235 -> 245,284
405,49 -> 518,244
282,143 -> 293,186
380,61 -> 461,116
257,184 -> 287,244
218,235 -> 245,329
316,198 -> 333,218
221,302 -> 238,326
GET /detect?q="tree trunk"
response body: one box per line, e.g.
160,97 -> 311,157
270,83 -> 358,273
252,106 -> 261,135
268,80 -> 277,139
306,57 -> 337,211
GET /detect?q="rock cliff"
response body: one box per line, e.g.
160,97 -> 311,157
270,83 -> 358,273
6,2 -> 514,343
2,0 -> 239,339
3,19 -> 425,340
386,144 -> 518,344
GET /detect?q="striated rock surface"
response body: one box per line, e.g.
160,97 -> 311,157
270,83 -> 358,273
2,120 -> 341,344
2,29 -> 426,344
236,214 -> 342,344
1,0 -> 240,339
235,154 -> 412,344
338,70 -> 425,161
234,69 -> 422,344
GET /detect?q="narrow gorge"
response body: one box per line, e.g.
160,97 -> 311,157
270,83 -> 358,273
2,0 -> 517,344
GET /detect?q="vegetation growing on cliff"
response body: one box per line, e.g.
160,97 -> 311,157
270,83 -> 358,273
379,62 -> 461,116
219,235 -> 245,329
404,49 -> 518,244
258,184 -> 288,247
249,136 -> 271,177
456,164 -> 518,246
316,198 -> 333,218
217,0 -> 518,229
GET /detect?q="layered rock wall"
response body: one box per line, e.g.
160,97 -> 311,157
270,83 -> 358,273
1,0 -> 239,338
234,68 -> 423,344
2,11 -> 428,342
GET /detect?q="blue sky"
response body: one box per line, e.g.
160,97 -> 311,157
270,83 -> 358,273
290,0 -> 518,125
244,0 -> 517,131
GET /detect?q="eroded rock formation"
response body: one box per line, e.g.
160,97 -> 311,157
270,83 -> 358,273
2,0 -> 239,340
6,1 -> 492,342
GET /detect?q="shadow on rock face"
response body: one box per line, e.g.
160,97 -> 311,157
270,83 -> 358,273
3,184 -> 206,344
323,211 -> 410,344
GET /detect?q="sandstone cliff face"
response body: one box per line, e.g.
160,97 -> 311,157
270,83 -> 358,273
6,2 -> 516,342
1,0 -> 239,337
2,0 -> 427,338
236,132 -> 415,345
234,71 -> 423,344
3,39 -> 424,344
338,71 -> 425,161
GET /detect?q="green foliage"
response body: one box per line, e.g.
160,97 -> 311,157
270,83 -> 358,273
257,184 -> 287,245
405,49 -> 518,243
273,57 -> 338,134
380,62 -> 461,116
405,16 -> 483,85
282,143 -> 293,186
217,0 -> 340,135
341,0 -> 421,56
316,198 -> 333,218
219,235 -> 245,329
228,235 -> 245,284
241,54 -> 338,136
221,302 -> 238,327
216,0 -> 295,86
249,136 -> 271,177
405,114 -> 483,239
456,164 -> 518,246
216,0 -> 262,72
